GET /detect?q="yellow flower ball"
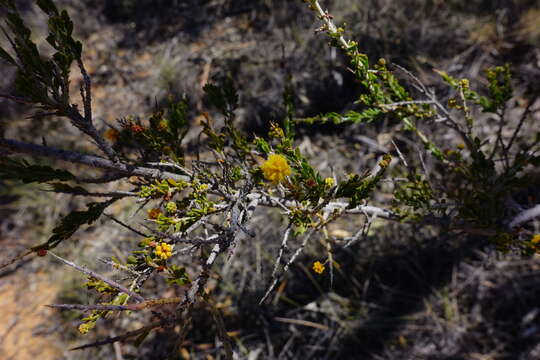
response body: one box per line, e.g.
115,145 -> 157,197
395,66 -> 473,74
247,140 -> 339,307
324,177 -> 334,187
155,242 -> 173,260
260,154 -> 291,184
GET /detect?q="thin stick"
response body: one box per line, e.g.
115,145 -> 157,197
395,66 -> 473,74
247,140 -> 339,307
70,320 -> 173,351
47,297 -> 182,312
259,228 -> 316,304
508,204 -> 540,228
105,213 -> 150,238
271,226 -> 292,279
48,252 -> 145,302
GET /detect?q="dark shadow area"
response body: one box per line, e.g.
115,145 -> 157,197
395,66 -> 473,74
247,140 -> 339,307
332,236 -> 486,358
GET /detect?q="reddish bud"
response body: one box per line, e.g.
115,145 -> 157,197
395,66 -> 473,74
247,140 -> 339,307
131,124 -> 145,133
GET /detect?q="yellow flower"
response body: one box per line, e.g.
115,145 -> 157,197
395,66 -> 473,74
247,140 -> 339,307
531,234 -> 540,244
260,154 -> 291,184
324,177 -> 334,187
78,322 -> 95,334
312,261 -> 325,274
155,242 -> 173,260
158,120 -> 168,130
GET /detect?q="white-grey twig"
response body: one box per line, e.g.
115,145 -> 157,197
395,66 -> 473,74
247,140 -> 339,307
48,252 -> 144,302
271,226 -> 292,280
508,204 -> 540,228
259,228 -> 316,304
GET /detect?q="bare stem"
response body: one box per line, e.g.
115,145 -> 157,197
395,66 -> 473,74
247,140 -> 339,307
48,252 -> 145,302
0,137 -> 189,182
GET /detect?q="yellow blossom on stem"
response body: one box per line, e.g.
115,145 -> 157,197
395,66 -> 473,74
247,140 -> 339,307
260,154 -> 291,184
312,261 -> 325,274
155,242 -> 173,260
157,120 -> 168,130
324,177 -> 334,187
531,234 -> 540,244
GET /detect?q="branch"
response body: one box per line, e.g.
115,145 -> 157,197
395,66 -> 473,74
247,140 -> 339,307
48,252 -> 145,302
47,297 -> 182,312
508,204 -> 540,228
0,137 -> 189,182
260,228 -> 316,304
247,193 -> 401,221
306,0 -> 349,49
70,319 -> 174,351
104,213 -> 150,238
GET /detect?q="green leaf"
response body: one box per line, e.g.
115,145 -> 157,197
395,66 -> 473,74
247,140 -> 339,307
134,330 -> 151,348
203,77 -> 238,116
48,182 -> 89,194
167,98 -> 189,140
0,0 -> 16,9
36,0 -> 59,16
204,83 -> 227,114
299,108 -> 383,125
5,12 -> 32,39
166,265 -> 191,286
84,277 -> 117,294
0,158 -> 76,183
35,200 -> 112,250
0,46 -> 16,65
282,84 -> 296,139
254,137 -> 270,154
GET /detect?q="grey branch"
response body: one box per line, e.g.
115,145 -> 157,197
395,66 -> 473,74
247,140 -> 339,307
271,226 -> 292,279
259,228 -> 316,304
47,303 -> 134,311
70,319 -> 173,351
247,193 -> 401,221
508,204 -> 540,228
0,137 -> 189,182
48,252 -> 145,302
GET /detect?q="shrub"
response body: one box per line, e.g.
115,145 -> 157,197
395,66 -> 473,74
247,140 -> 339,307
0,0 -> 539,357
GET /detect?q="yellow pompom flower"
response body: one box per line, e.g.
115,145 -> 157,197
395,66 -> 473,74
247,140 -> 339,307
155,242 -> 173,260
312,261 -> 325,274
324,177 -> 334,187
260,154 -> 291,184
531,234 -> 540,244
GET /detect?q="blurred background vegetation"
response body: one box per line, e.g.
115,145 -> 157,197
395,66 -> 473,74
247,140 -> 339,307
1,0 -> 539,359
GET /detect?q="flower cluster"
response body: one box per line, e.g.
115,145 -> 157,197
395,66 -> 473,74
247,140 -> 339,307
155,242 -> 173,260
166,201 -> 177,213
324,177 -> 334,187
260,154 -> 291,184
312,261 -> 325,274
